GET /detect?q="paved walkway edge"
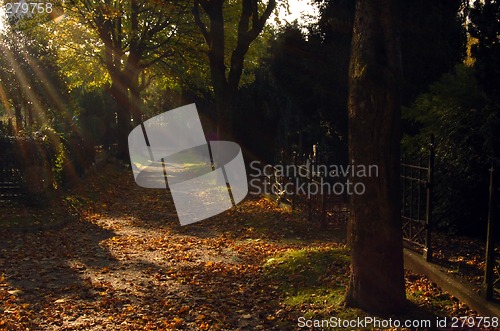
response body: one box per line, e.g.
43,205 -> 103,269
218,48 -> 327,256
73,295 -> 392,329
404,249 -> 500,317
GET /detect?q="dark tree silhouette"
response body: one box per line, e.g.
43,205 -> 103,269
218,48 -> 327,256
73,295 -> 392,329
469,0 -> 500,105
192,0 -> 276,139
345,0 -> 406,313
400,0 -> 467,105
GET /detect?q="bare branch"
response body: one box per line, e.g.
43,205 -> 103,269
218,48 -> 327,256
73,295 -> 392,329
250,0 -> 276,40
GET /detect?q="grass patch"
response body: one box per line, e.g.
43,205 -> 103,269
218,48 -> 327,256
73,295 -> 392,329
261,246 -> 472,330
263,245 -> 367,325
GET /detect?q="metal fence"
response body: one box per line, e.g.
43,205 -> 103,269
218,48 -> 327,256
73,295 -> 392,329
0,135 -> 96,203
482,163 -> 499,300
264,145 -> 350,227
401,137 -> 435,262
269,142 -> 437,253
0,164 -> 23,201
270,139 -> 499,302
0,137 -> 23,201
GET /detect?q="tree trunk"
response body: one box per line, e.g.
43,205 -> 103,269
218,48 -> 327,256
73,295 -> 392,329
193,0 -> 276,141
128,70 -> 142,125
204,0 -> 232,140
215,88 -> 235,140
109,80 -> 131,161
14,105 -> 22,133
345,0 -> 406,314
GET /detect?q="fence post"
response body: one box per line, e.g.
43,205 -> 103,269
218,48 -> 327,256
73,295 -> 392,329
423,135 -> 435,262
317,144 -> 327,228
292,151 -> 297,212
308,156 -> 312,222
320,177 -> 326,228
482,163 -> 495,300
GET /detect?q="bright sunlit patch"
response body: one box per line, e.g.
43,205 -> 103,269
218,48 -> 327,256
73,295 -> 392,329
273,0 -> 320,27
51,11 -> 64,23
0,4 -> 6,32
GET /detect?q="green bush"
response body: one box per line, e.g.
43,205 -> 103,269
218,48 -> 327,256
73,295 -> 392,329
402,64 -> 492,235
0,127 -> 94,205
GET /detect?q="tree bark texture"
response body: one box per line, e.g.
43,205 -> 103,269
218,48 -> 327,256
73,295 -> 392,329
345,0 -> 406,314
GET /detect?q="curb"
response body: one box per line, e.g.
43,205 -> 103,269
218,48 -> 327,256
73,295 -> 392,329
404,249 -> 500,318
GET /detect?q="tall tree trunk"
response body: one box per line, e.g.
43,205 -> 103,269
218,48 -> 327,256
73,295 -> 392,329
345,0 -> 406,314
14,105 -> 22,133
215,88 -> 235,140
193,0 -> 276,141
204,0 -> 232,139
129,76 -> 142,125
13,88 -> 23,133
109,80 -> 131,161
128,0 -> 143,126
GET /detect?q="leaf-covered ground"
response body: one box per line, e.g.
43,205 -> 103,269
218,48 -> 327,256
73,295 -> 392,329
0,164 -> 478,330
432,232 -> 500,299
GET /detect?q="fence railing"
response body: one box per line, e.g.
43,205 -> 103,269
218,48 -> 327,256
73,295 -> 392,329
268,142 -> 436,239
0,137 -> 24,202
0,134 -> 96,204
401,136 -> 435,262
0,165 -> 23,201
268,142 -> 436,244
264,145 -> 350,227
269,139 -> 499,302
482,163 -> 499,300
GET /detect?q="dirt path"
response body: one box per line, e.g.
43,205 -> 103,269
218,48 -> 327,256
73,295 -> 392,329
1,164 -> 482,330
0,165 -> 344,330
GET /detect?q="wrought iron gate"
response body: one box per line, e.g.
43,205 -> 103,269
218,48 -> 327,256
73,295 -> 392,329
0,139 -> 23,201
401,137 -> 435,261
